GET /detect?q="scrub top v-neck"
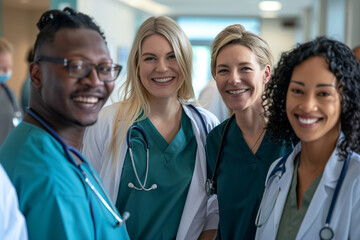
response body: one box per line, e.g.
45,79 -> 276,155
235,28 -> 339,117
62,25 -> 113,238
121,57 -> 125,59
206,118 -> 289,240
116,110 -> 197,240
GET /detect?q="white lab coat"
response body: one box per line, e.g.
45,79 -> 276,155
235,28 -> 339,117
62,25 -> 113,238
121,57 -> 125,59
255,134 -> 360,240
82,102 -> 220,240
0,164 -> 28,240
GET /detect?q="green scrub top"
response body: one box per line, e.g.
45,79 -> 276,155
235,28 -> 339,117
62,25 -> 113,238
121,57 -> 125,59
0,122 -> 130,240
206,117 -> 290,240
116,110 -> 197,240
276,154 -> 323,240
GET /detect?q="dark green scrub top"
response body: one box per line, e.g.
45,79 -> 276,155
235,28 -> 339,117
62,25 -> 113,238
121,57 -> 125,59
206,117 -> 290,240
116,111 -> 197,240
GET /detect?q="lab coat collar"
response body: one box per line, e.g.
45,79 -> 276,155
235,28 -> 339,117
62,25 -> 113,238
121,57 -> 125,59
176,104 -> 207,240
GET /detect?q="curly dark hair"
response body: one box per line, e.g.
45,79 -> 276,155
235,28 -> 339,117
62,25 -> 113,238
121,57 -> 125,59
263,36 -> 360,160
33,7 -> 106,58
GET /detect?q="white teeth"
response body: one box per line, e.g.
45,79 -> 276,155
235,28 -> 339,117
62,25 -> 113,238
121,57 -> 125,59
152,77 -> 173,83
73,96 -> 99,104
298,117 -> 317,124
228,89 -> 247,94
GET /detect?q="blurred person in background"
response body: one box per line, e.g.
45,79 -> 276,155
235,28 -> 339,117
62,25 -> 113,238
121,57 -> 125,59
0,38 -> 22,146
198,78 -> 228,123
352,45 -> 360,62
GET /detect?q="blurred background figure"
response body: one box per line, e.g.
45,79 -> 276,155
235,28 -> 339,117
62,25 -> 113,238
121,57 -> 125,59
20,48 -> 34,112
0,37 -> 22,146
198,78 -> 228,123
353,45 -> 360,62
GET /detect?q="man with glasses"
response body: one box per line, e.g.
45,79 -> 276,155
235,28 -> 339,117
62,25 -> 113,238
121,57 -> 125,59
0,7 -> 129,240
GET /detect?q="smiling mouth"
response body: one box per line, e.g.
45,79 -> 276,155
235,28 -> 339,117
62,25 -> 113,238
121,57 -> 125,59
72,96 -> 100,104
228,89 -> 248,94
152,77 -> 174,83
297,115 -> 320,125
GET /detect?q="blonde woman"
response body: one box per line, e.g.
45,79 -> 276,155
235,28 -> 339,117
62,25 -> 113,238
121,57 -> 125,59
205,24 -> 290,239
82,16 -> 219,240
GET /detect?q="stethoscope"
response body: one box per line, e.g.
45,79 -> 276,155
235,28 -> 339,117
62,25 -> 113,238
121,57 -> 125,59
205,114 -> 235,196
255,150 -> 352,240
127,104 -> 208,192
126,124 -> 157,191
27,108 -> 129,228
1,83 -> 22,127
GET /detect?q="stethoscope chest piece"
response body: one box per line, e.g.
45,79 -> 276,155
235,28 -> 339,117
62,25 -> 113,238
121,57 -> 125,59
320,225 -> 334,240
205,179 -> 215,196
12,111 -> 22,127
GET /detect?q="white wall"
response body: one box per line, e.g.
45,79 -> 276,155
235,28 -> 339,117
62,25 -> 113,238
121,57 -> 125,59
306,0 -> 360,47
78,0 -> 151,104
260,18 -> 297,65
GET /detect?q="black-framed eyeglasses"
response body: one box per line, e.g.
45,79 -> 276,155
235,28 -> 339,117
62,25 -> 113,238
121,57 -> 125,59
36,56 -> 122,82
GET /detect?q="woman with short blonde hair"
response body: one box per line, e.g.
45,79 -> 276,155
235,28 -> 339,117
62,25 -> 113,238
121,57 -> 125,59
206,24 -> 290,239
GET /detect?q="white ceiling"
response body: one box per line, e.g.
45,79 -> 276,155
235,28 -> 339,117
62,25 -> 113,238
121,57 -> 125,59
2,0 -> 314,18
117,0 -> 314,18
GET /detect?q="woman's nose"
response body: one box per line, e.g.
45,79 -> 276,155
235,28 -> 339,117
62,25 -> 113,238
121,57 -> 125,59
299,94 -> 318,112
228,70 -> 241,85
156,59 -> 168,72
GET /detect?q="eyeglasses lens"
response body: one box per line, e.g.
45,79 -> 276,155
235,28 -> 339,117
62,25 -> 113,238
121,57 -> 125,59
68,60 -> 121,81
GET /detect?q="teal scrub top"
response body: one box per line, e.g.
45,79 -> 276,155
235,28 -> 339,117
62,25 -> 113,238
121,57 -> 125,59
0,122 -> 130,240
206,117 -> 290,240
116,111 -> 197,240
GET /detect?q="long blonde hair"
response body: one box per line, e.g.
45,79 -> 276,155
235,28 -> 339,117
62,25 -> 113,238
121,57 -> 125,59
108,16 -> 195,163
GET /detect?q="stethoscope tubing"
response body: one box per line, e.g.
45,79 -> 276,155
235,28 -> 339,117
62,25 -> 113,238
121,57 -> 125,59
27,109 -> 127,227
1,83 -> 22,127
259,148 -> 351,240
127,124 -> 156,191
206,115 -> 235,196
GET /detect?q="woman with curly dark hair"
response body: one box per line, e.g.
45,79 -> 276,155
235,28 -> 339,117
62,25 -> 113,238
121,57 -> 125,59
255,36 -> 360,239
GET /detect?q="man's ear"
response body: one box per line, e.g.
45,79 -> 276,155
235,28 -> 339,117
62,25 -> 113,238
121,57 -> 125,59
30,62 -> 42,88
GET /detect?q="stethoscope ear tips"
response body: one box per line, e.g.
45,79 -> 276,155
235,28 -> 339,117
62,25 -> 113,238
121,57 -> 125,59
128,182 -> 157,191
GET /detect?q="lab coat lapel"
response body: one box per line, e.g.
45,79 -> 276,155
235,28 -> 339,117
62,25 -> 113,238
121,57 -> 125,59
176,105 -> 207,240
296,147 -> 341,239
272,145 -> 300,231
